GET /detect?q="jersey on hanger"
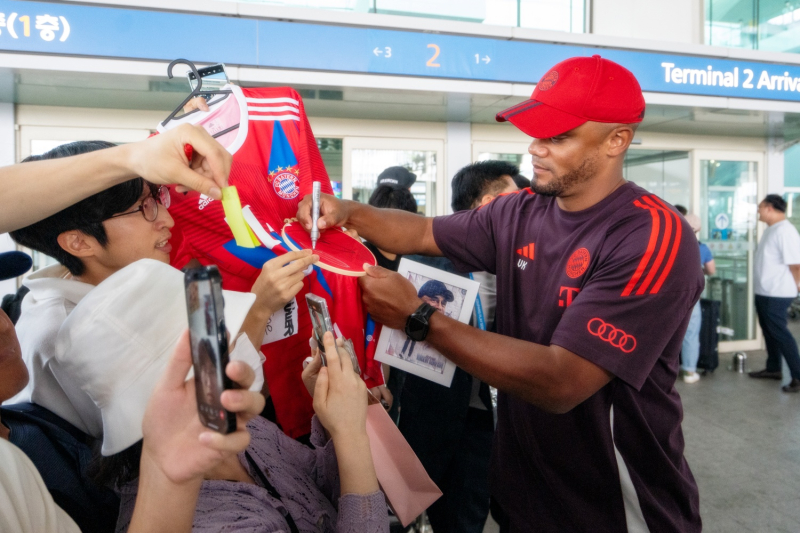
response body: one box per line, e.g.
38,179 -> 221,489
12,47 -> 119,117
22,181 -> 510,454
159,85 -> 383,438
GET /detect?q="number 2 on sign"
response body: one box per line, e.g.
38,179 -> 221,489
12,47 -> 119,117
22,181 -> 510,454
427,44 -> 441,67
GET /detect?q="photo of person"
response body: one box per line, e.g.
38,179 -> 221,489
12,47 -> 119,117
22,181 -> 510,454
196,337 -> 222,407
376,258 -> 479,387
187,281 -> 225,419
386,275 -> 467,374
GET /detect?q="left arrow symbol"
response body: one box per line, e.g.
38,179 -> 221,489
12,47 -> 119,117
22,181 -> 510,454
373,47 -> 383,56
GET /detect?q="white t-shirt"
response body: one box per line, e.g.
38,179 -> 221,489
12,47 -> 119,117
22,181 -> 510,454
754,219 -> 800,297
0,439 -> 80,533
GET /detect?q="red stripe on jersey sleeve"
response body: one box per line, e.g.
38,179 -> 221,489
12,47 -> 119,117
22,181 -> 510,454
636,196 -> 673,295
649,196 -> 683,294
622,198 -> 661,296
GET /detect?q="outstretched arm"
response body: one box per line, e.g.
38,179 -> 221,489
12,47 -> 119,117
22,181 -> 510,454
304,332 -> 379,495
0,124 -> 231,233
360,267 -> 613,413
296,193 -> 441,257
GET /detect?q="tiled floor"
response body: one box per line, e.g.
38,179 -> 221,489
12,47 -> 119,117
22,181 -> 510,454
679,344 -> 800,533
482,321 -> 800,533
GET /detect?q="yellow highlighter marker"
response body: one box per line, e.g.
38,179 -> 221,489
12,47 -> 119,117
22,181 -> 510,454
221,186 -> 260,248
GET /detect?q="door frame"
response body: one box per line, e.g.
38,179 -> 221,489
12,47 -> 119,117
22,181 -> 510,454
693,149 -> 765,353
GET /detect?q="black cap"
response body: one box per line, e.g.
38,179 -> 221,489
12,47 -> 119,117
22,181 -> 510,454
0,251 -> 32,281
377,166 -> 416,189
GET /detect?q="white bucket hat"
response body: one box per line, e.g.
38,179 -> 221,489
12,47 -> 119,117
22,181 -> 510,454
55,259 -> 255,455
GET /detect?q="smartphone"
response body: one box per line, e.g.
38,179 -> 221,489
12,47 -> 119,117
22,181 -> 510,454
184,266 -> 236,434
187,63 -> 229,100
305,293 -> 361,374
306,294 -> 333,366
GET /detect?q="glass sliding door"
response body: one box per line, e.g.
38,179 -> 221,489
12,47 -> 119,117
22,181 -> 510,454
343,137 -> 445,216
698,156 -> 760,344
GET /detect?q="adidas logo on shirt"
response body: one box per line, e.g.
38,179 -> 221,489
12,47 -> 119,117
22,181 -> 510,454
198,194 -> 214,210
516,243 -> 535,260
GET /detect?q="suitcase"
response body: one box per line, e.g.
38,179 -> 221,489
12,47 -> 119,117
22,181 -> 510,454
698,299 -> 721,373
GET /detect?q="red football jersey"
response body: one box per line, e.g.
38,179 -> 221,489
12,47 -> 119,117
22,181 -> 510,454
158,85 -> 383,438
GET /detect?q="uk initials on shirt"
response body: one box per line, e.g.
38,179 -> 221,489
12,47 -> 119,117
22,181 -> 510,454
516,243 -> 534,270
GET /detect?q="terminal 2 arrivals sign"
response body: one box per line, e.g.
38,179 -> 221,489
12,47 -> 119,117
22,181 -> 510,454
3,0 -> 800,102
656,59 -> 800,99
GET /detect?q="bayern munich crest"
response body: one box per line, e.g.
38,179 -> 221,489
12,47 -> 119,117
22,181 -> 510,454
272,169 -> 300,200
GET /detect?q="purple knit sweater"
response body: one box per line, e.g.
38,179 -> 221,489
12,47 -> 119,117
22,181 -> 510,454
116,416 -> 389,532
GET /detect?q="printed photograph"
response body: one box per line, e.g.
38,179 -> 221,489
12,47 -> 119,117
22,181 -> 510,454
385,273 -> 467,374
376,259 -> 479,387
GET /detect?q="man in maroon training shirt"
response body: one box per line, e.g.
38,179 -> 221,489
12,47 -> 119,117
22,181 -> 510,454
298,56 -> 703,532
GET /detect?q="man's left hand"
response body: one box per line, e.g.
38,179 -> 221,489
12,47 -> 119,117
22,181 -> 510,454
359,265 -> 422,330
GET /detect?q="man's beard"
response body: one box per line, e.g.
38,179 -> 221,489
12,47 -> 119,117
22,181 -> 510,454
531,155 -> 598,197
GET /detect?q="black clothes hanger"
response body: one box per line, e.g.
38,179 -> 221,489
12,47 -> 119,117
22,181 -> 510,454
160,58 -> 234,128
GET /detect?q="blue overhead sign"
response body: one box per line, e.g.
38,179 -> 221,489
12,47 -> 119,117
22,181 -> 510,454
2,0 -> 800,102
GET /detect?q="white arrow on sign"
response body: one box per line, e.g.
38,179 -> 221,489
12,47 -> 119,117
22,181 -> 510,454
373,47 -> 383,56
482,55 -> 491,64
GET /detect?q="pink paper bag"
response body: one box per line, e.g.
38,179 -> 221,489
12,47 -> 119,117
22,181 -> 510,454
365,403 -> 442,527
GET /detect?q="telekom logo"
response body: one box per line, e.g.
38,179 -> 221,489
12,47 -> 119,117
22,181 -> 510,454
558,287 -> 580,308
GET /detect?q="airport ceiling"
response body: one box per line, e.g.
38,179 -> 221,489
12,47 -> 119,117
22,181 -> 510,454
3,68 -> 800,141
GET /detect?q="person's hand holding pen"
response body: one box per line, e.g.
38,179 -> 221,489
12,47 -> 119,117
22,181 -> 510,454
296,190 -> 354,236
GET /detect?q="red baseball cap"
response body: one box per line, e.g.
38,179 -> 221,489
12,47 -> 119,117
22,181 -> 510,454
496,55 -> 645,139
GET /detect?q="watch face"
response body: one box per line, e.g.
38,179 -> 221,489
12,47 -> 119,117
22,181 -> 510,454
407,315 -> 428,341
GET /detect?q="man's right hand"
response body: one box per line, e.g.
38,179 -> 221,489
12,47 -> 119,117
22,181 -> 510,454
296,192 -> 352,233
125,123 -> 232,201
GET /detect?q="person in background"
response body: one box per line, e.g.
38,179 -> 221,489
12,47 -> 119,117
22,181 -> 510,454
397,160 -> 519,533
675,204 -> 688,216
680,214 -> 716,384
510,173 -> 530,190
365,185 -> 419,271
365,184 -> 419,419
376,166 -> 417,192
749,195 -> 800,393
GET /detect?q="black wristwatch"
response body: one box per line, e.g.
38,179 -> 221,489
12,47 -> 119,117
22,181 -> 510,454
405,302 -> 436,342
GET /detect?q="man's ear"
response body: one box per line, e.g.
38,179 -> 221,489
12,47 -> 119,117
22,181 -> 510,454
56,230 -> 99,259
479,194 -> 496,208
606,126 -> 635,157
